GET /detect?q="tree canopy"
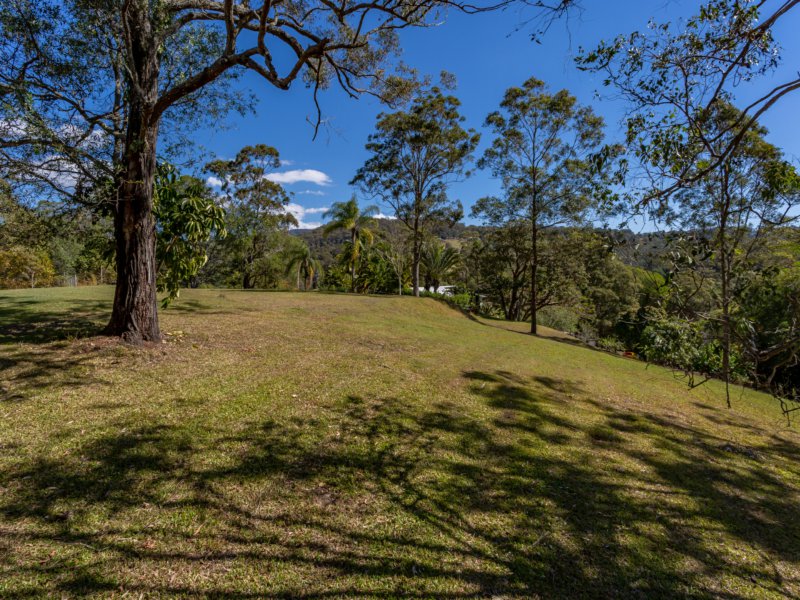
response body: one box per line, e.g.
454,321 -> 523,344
473,77 -> 615,333
353,87 -> 478,296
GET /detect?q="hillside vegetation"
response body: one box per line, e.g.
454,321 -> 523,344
1,287 -> 799,598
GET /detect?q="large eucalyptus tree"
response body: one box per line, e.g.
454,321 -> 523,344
474,78 -> 615,334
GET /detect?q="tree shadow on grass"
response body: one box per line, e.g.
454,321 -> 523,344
162,298 -> 240,315
0,340 -> 118,401
0,294 -> 162,401
1,374 -> 799,597
467,313 -> 588,348
0,295 -> 108,344
0,293 -> 127,400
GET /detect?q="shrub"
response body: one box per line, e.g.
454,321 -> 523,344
597,336 -> 626,353
0,246 -> 56,288
421,290 -> 474,313
639,318 -> 704,372
449,292 -> 473,312
638,316 -> 744,381
537,306 -> 580,333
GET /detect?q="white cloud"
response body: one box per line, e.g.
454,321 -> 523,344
0,118 -> 27,137
296,221 -> 323,230
206,176 -> 224,188
1,118 -> 108,152
285,202 -> 330,229
15,154 -> 82,191
279,159 -> 294,166
374,212 -> 395,220
298,189 -> 326,196
265,169 -> 332,186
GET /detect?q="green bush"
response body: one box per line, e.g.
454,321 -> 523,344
597,336 -> 626,353
637,316 -> 745,380
421,290 -> 473,313
449,292 -> 472,312
537,306 -> 580,333
639,318 -> 705,372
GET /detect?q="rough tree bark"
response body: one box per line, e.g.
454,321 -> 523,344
104,5 -> 161,343
530,197 -> 539,335
412,241 -> 421,297
412,210 -> 421,297
105,127 -> 161,343
719,164 -> 733,409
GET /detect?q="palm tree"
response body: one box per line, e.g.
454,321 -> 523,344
421,240 -> 461,292
285,243 -> 321,291
322,195 -> 379,292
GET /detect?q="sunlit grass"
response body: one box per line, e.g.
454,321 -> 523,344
1,287 -> 798,598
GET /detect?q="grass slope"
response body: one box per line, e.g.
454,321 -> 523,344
1,287 -> 799,598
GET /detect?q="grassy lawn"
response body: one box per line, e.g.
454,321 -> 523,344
1,286 -> 799,598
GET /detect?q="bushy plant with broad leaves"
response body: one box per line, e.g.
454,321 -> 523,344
154,164 -> 226,307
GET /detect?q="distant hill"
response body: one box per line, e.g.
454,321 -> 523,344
292,220 -> 671,271
290,219 -> 482,265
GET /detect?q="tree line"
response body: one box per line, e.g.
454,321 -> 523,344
3,73 -> 799,415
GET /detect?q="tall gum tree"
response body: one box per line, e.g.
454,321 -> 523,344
1,0 -> 249,340
1,0 -> 513,343
206,145 -> 296,289
577,0 -> 800,406
473,77 -> 617,334
352,87 -> 478,296
651,104 -> 800,408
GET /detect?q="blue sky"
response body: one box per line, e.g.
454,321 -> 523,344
191,1 -> 800,229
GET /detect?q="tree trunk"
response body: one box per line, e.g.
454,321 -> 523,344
105,121 -> 161,343
104,2 -> 161,344
721,271 -> 731,408
243,238 -> 257,288
719,165 -> 732,409
530,218 -> 538,335
500,291 -> 509,321
412,234 -> 421,298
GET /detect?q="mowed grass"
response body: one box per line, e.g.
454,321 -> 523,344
1,286 -> 799,599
